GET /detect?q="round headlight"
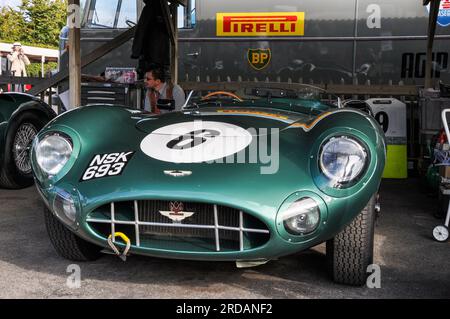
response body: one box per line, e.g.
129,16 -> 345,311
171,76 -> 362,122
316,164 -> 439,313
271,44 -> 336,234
319,136 -> 367,184
283,197 -> 320,235
35,134 -> 73,175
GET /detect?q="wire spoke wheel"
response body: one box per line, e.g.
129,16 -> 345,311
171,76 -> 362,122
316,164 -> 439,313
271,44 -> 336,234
12,123 -> 37,175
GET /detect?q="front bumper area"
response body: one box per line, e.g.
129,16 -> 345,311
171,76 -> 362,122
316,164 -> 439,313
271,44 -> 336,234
35,182 -> 348,262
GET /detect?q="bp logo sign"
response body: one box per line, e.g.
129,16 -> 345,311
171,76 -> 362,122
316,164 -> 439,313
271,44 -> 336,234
427,0 -> 450,27
248,48 -> 271,70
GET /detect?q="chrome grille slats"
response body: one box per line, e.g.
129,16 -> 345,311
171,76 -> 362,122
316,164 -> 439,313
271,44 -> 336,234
139,201 -> 207,237
138,201 -> 240,241
86,200 -> 270,253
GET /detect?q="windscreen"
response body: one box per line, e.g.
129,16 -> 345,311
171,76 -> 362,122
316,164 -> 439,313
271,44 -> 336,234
86,0 -> 137,28
182,84 -> 341,113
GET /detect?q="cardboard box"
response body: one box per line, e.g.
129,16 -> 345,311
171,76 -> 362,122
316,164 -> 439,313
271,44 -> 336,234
439,165 -> 450,178
105,67 -> 137,84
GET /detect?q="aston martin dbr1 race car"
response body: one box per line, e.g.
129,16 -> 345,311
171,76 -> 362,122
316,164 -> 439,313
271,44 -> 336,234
0,92 -> 55,188
31,85 -> 385,286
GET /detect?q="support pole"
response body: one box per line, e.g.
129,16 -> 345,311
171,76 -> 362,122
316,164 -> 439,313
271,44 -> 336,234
161,0 -> 178,83
68,0 -> 81,107
41,56 -> 45,77
424,0 -> 440,89
170,3 -> 178,84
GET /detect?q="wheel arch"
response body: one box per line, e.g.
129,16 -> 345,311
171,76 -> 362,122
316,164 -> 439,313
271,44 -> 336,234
1,100 -> 56,169
6,100 -> 56,136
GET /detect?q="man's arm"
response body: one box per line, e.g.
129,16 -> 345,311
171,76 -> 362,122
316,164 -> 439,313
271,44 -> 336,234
173,85 -> 186,111
7,52 -> 18,62
21,54 -> 30,65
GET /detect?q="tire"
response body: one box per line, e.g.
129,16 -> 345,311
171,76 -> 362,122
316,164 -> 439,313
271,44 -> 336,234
326,194 -> 376,286
44,207 -> 102,261
0,112 -> 48,189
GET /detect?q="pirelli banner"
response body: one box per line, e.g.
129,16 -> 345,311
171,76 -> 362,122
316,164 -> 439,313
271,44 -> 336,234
216,12 -> 305,37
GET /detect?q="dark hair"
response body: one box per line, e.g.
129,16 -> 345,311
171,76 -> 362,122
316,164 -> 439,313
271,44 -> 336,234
147,68 -> 166,82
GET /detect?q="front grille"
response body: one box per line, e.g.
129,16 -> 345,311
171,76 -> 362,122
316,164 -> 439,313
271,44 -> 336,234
87,200 -> 270,253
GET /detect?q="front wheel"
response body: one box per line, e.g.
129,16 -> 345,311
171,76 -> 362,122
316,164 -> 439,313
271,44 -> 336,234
44,207 -> 102,261
0,112 -> 47,188
326,195 -> 376,286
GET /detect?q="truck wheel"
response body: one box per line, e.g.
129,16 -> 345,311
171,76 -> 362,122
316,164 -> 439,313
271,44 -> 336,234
326,195 -> 376,286
0,112 -> 47,189
44,207 -> 102,261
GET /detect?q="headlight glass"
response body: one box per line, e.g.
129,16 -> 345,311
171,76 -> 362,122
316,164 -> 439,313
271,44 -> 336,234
283,197 -> 320,235
319,136 -> 367,184
36,134 -> 73,175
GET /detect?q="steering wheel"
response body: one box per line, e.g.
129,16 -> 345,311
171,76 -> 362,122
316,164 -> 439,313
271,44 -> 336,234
201,91 -> 243,102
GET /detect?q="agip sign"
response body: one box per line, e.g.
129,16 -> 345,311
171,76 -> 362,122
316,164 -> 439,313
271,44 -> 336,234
216,12 -> 305,36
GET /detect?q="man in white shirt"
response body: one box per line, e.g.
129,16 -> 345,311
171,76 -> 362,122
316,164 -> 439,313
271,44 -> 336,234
144,67 -> 185,114
7,42 -> 30,77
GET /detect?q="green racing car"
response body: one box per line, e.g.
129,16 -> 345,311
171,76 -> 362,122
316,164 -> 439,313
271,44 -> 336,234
31,85 -> 385,286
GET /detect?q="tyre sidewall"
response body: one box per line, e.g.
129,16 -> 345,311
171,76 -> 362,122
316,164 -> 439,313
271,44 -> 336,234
327,194 -> 376,286
44,207 -> 102,261
364,196 -> 376,266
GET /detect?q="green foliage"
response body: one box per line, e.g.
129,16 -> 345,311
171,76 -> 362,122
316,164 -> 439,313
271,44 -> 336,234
0,0 -> 67,49
0,6 -> 25,43
26,61 -> 58,77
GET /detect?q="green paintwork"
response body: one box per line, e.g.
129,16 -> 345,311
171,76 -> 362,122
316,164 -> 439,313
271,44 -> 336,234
31,98 -> 386,261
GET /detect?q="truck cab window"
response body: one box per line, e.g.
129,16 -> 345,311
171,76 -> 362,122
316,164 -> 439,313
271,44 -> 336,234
88,0 -> 137,29
177,0 -> 196,29
88,0 -> 118,28
79,0 -> 87,23
117,0 -> 137,28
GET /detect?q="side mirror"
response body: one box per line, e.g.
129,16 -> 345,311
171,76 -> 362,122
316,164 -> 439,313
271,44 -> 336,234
157,98 -> 175,110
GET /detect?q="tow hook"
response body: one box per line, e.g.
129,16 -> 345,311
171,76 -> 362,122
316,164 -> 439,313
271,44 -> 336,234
107,232 -> 131,261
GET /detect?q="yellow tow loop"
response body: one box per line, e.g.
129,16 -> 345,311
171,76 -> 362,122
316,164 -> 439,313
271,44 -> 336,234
107,232 -> 131,261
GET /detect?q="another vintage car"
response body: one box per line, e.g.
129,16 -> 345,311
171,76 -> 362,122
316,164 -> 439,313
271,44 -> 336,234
31,85 -> 385,286
0,92 -> 56,188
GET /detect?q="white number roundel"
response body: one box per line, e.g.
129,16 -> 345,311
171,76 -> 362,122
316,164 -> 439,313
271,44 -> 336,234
140,121 -> 253,163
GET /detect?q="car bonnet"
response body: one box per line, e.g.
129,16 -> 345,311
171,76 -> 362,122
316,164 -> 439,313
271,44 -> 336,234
135,106 -> 323,136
